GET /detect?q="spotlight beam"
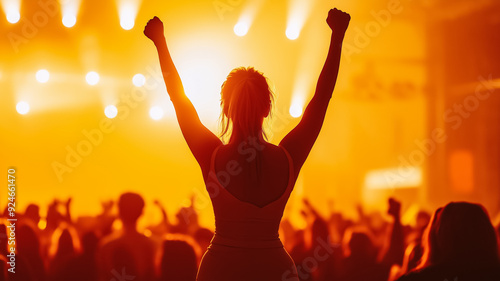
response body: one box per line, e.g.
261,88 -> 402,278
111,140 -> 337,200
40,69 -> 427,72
2,0 -> 21,24
61,0 -> 81,27
286,0 -> 315,40
16,101 -> 30,115
118,0 -> 140,30
233,0 -> 265,36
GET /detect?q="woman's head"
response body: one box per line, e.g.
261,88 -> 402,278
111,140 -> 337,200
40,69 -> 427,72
220,67 -> 274,143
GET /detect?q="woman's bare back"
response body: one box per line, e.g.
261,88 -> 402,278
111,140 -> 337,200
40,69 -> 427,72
213,143 -> 291,208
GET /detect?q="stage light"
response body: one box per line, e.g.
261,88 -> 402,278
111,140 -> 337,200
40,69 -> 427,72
61,0 -> 81,28
233,0 -> 264,37
2,0 -> 21,24
234,22 -> 249,37
286,26 -> 300,40
16,101 -> 30,115
36,69 -> 50,83
289,101 -> 303,118
289,90 -> 305,118
132,73 -> 145,87
104,105 -> 118,119
119,1 -> 137,30
6,10 -> 19,23
149,106 -> 164,120
86,71 -> 100,85
62,14 -> 77,28
120,17 -> 134,30
286,0 -> 313,41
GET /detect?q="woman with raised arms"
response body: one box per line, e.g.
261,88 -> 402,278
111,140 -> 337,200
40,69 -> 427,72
144,8 -> 350,280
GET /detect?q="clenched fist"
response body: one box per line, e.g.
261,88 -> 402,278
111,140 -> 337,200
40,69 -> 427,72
144,16 -> 165,43
327,8 -> 350,35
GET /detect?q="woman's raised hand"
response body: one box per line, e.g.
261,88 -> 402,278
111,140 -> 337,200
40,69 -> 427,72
327,8 -> 351,35
144,16 -> 165,43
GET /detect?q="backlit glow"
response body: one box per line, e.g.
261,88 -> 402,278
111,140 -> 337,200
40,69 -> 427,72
16,101 -> 30,115
132,73 -> 146,87
2,0 -> 21,24
119,1 -> 137,30
286,26 -> 300,40
289,103 -> 303,118
61,0 -> 81,28
149,106 -> 164,120
234,22 -> 249,37
365,167 -> 422,190
286,0 -> 313,40
86,71 -> 100,85
289,95 -> 304,118
36,69 -> 50,83
104,105 -> 118,119
6,10 -> 19,23
62,14 -> 77,27
233,0 -> 265,37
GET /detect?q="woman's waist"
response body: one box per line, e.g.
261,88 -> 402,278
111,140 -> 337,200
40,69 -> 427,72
214,217 -> 281,233
211,232 -> 283,249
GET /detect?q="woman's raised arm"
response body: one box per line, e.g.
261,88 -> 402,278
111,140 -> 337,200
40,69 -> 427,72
280,8 -> 350,175
144,17 -> 221,174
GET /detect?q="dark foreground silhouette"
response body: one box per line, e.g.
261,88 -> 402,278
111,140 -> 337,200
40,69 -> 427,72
1,195 -> 499,281
395,202 -> 500,281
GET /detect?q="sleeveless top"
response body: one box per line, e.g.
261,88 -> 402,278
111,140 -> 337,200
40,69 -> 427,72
205,145 -> 295,249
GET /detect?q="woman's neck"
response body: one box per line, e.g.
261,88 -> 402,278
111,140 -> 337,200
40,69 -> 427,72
228,130 -> 266,146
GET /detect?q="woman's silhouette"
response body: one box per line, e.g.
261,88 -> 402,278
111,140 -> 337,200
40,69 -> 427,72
144,8 -> 350,281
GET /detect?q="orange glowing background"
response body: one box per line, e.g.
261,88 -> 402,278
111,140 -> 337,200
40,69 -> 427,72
1,0 -> 499,229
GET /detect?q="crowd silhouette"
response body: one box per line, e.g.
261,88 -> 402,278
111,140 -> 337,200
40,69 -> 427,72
1,195 -> 499,280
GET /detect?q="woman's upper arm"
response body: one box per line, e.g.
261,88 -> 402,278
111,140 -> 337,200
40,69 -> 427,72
184,124 -> 222,175
172,96 -> 222,174
145,18 -> 223,175
279,95 -> 330,175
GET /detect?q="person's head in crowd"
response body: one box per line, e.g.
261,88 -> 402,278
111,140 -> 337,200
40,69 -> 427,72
24,204 -> 41,226
419,202 -> 499,269
415,210 -> 431,231
175,205 -> 199,234
343,227 -> 378,262
118,192 -> 145,230
159,238 -> 198,281
438,202 -> 498,266
49,226 -> 80,261
46,200 -> 65,231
